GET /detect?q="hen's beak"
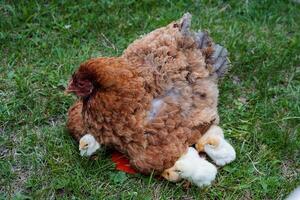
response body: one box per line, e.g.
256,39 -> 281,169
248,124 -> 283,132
64,79 -> 75,95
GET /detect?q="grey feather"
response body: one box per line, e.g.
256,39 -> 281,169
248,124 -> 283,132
195,31 -> 211,49
179,13 -> 229,78
180,13 -> 192,35
211,44 -> 229,77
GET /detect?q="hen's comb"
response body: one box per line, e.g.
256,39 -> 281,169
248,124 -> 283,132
111,151 -> 137,174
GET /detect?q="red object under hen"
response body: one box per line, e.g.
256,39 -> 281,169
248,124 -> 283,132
111,151 -> 137,174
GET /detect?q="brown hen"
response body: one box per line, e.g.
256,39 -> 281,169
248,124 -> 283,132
66,13 -> 229,174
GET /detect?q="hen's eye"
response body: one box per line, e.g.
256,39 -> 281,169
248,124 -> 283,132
84,143 -> 88,147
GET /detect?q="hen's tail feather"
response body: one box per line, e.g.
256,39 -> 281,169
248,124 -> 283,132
180,13 -> 192,36
194,31 -> 229,78
211,44 -> 229,78
178,13 -> 230,78
195,31 -> 211,49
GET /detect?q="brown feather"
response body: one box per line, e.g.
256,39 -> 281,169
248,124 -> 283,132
66,14 -> 225,174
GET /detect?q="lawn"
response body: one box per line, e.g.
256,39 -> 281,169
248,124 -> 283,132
1,0 -> 299,199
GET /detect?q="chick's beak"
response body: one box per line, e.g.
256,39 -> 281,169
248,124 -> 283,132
79,141 -> 88,150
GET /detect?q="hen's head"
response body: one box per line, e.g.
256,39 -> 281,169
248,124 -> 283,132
66,59 -> 99,98
66,71 -> 95,98
66,57 -> 131,98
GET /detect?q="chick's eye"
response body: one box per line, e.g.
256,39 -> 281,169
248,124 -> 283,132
84,143 -> 88,147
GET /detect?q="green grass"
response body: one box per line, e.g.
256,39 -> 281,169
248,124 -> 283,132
1,0 -> 299,199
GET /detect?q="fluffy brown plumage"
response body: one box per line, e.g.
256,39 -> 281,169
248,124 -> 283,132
66,13 -> 228,174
